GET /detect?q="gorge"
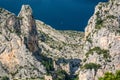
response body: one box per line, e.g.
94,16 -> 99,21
0,0 -> 120,80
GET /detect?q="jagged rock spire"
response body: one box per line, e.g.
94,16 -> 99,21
19,5 -> 32,16
18,5 -> 38,52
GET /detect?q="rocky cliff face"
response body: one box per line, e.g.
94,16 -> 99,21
0,5 -> 84,80
0,0 -> 120,80
79,0 -> 120,80
18,5 -> 38,52
0,5 -> 46,79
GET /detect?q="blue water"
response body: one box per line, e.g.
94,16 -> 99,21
0,0 -> 107,31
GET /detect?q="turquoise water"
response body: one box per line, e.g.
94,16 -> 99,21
0,0 -> 107,31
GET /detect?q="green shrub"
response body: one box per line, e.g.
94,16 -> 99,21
83,58 -> 87,62
54,69 -> 79,80
96,19 -> 103,25
1,76 -> 9,80
86,38 -> 92,43
106,15 -> 116,19
54,70 -> 66,80
85,47 -> 110,60
0,32 -> 2,34
41,55 -> 54,74
71,75 -> 79,80
116,30 -> 120,33
95,18 -> 104,29
99,70 -> 120,80
95,11 -> 100,17
98,6 -> 102,10
83,63 -> 101,71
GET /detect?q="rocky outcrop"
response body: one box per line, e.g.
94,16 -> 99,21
18,5 -> 38,52
0,5 -> 46,79
36,20 -> 84,59
0,0 -> 120,80
0,4 -> 84,80
79,0 -> 120,80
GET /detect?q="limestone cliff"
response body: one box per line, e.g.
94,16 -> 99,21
0,4 -> 84,80
79,0 -> 120,80
18,5 -> 38,52
0,0 -> 120,80
0,5 -> 46,79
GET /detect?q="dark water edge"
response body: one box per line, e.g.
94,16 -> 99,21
0,0 -> 108,31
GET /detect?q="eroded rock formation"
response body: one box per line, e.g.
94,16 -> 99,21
0,0 -> 120,80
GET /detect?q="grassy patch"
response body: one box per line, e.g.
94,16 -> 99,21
1,76 -> 9,80
99,70 -> 120,80
85,47 -> 110,60
83,63 -> 101,71
54,69 -> 79,80
106,15 -> 116,19
95,18 -> 104,29
41,55 -> 54,74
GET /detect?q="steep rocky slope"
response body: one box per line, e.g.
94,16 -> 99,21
0,4 -> 84,80
0,5 -> 46,79
0,0 -> 120,80
79,0 -> 120,80
37,21 -> 84,60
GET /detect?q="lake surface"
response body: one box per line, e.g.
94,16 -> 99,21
0,0 -> 107,31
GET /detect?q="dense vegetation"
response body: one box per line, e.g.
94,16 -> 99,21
99,70 -> 120,80
83,63 -> 101,71
95,19 -> 104,29
41,54 -> 54,74
85,47 -> 110,60
54,69 -> 78,80
95,10 -> 104,29
106,15 -> 116,19
1,76 -> 9,80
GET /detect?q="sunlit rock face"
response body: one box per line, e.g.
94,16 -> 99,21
0,0 -> 120,80
0,5 -> 83,80
81,0 -> 120,80
0,5 -> 46,79
18,5 -> 38,52
0,4 -> 84,79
